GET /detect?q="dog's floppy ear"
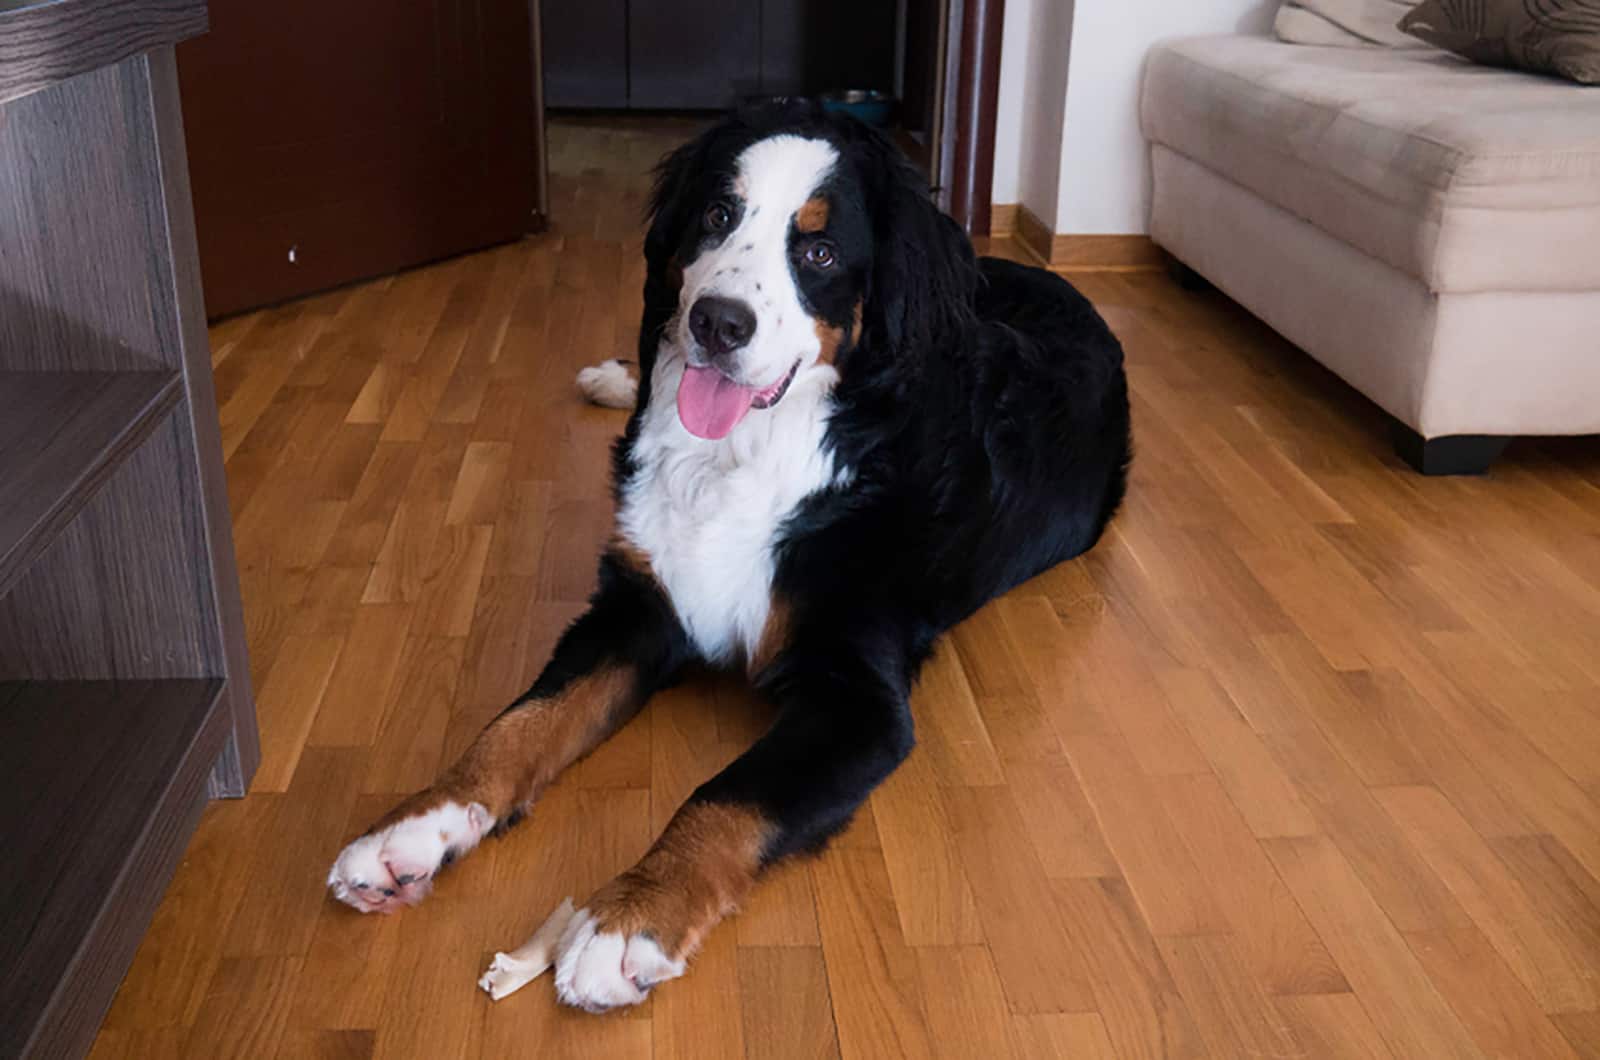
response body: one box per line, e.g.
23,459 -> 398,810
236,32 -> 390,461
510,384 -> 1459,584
638,130 -> 716,354
860,129 -> 977,362
644,132 -> 714,278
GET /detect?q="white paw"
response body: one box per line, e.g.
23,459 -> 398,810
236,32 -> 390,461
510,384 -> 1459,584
478,897 -> 577,1001
551,907 -> 685,1012
327,800 -> 490,914
576,360 -> 637,409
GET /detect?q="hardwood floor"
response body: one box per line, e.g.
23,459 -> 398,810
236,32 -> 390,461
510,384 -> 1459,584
91,117 -> 1600,1059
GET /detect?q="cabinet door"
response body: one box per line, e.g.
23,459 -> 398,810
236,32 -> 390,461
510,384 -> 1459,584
177,0 -> 541,316
543,0 -> 628,108
629,0 -> 759,109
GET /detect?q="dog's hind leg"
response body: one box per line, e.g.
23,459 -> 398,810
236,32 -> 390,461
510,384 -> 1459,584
328,549 -> 690,914
548,626 -> 916,1010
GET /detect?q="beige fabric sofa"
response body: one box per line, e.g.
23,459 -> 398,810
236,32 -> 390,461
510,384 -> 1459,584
1141,36 -> 1600,473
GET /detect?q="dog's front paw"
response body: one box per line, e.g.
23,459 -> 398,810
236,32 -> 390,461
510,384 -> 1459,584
552,907 -> 686,1012
327,799 -> 490,914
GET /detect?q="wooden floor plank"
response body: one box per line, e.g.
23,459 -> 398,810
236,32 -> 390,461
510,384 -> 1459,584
736,858 -> 823,947
873,737 -> 985,947
304,603 -> 416,747
223,748 -> 369,959
250,635 -> 346,793
654,919 -> 746,1060
739,946 -> 840,1060
1376,785 -> 1597,1012
98,800 -> 260,1031
1055,729 -> 1232,937
1154,665 -> 1319,839
1491,834 -> 1600,987
812,847 -> 936,1060
1158,934 -> 1302,1059
1263,835 -> 1485,1060
1011,1013 -> 1120,1060
1274,993 -> 1394,1060
914,945 -> 1021,1060
1555,1012 -> 1600,1060
1400,919 -> 1581,1060
1157,772 -> 1348,996
1050,878 -> 1206,1060
183,956 -> 304,1060
942,784 -> 1099,1014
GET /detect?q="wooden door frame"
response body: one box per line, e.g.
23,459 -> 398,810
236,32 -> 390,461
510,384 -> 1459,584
530,0 -> 549,227
942,0 -> 1004,236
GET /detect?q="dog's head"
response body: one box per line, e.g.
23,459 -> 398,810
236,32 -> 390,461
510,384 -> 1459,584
643,101 -> 975,440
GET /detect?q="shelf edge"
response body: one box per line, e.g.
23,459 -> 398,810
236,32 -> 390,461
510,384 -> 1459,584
0,371 -> 183,599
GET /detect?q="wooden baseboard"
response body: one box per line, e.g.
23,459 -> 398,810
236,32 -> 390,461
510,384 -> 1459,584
1014,203 -> 1162,271
1016,203 -> 1054,267
1050,235 -> 1164,271
989,203 -> 1019,238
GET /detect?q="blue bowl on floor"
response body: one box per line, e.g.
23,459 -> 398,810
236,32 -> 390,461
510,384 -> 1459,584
821,90 -> 894,127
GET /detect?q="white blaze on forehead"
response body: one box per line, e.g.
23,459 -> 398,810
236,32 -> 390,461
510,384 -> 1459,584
731,135 -> 839,219
679,135 -> 840,387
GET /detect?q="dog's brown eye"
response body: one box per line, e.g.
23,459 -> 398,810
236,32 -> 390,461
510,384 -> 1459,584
805,242 -> 836,269
704,202 -> 733,232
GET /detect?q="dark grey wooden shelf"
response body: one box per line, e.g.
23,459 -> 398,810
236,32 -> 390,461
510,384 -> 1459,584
1,1 -> 258,1054
0,0 -> 207,106
0,679 -> 227,1059
0,371 -> 183,598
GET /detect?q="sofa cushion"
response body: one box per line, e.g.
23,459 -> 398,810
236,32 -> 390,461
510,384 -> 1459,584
1400,0 -> 1600,85
1142,35 -> 1600,292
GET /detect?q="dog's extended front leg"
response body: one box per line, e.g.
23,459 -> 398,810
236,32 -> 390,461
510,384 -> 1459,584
548,633 -> 915,1010
328,554 -> 690,913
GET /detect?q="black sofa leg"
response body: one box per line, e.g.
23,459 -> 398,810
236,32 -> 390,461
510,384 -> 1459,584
1392,423 -> 1510,475
1166,256 -> 1213,293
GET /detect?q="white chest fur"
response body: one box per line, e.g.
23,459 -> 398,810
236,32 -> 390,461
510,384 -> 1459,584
616,345 -> 845,664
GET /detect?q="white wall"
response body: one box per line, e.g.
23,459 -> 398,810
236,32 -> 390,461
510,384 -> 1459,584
992,0 -> 1076,230
990,0 -> 1032,205
993,0 -> 1276,234
1018,0 -> 1077,230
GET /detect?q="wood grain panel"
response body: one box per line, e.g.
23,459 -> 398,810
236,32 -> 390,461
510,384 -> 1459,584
149,45 -> 261,793
0,371 -> 180,597
0,0 -> 205,105
0,415 -> 220,680
0,680 -> 225,1058
1,28 -> 254,1055
1,57 -> 174,372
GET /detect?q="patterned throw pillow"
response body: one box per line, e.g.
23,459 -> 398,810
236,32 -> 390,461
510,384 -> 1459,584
1276,0 -> 1426,48
1400,0 -> 1600,84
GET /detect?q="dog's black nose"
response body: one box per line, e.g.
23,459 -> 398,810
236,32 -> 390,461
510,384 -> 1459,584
688,295 -> 756,355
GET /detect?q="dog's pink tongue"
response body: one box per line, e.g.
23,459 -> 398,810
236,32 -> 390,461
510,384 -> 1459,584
677,364 -> 757,440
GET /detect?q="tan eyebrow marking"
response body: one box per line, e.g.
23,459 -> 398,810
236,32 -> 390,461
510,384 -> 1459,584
795,196 -> 829,233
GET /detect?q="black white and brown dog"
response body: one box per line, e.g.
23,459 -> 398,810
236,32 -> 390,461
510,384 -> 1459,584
328,101 -> 1130,1010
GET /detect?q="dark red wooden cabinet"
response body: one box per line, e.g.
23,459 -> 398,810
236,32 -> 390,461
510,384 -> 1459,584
177,0 -> 543,317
